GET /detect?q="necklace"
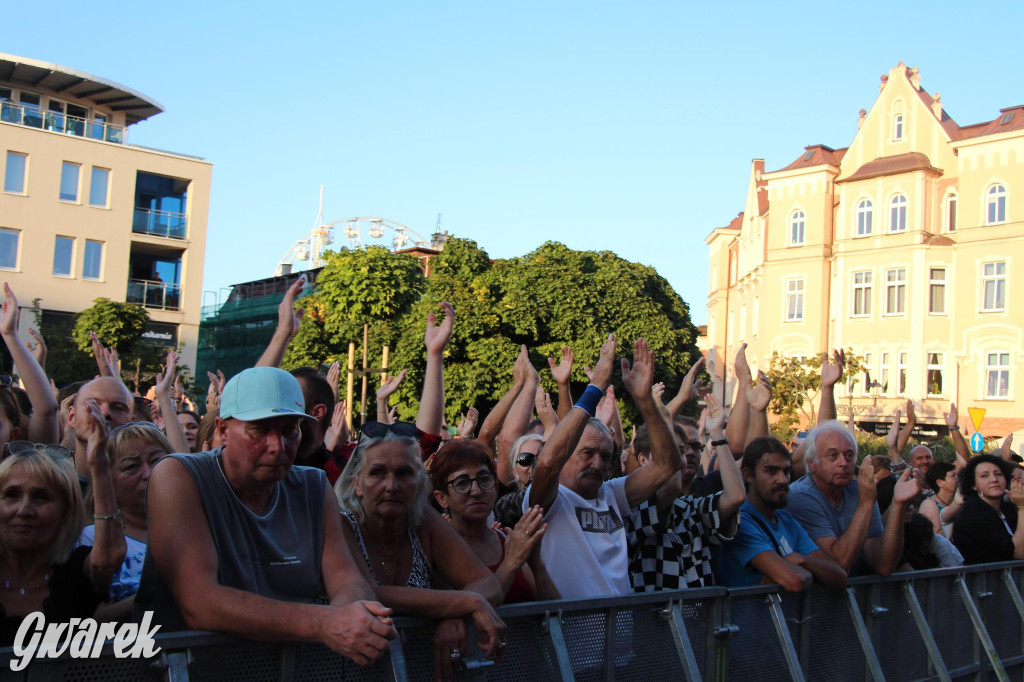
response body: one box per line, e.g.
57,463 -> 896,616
3,572 -> 50,596
935,492 -> 954,507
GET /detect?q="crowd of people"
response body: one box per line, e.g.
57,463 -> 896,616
1,274 -> 1023,679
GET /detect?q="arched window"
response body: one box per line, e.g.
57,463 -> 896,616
986,184 -> 1007,224
856,199 -> 873,236
893,113 -> 904,141
889,194 -> 907,232
789,210 -> 805,245
945,193 -> 957,232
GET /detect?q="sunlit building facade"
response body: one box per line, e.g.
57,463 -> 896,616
706,62 -> 1024,437
0,53 -> 211,372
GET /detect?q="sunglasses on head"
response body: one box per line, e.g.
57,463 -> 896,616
0,375 -> 11,390
359,421 -> 420,440
3,441 -> 73,462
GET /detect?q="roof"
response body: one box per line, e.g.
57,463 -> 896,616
958,105 -> 1024,140
839,152 -> 943,183
776,145 -> 848,173
720,212 -> 743,231
0,53 -> 164,125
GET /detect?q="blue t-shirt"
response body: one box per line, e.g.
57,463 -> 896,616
786,475 -> 883,575
718,501 -> 820,587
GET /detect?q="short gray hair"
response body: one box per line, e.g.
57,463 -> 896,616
803,420 -> 857,467
508,433 -> 544,489
335,432 -> 430,529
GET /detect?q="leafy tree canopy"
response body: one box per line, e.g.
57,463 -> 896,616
764,349 -> 865,425
73,298 -> 149,356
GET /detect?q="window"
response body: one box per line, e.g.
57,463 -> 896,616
898,351 -> 908,395
789,209 -> 805,245
52,236 -> 73,277
785,278 -> 804,321
59,162 -> 80,202
889,194 -> 907,232
0,229 -> 18,270
986,184 -> 1007,224
852,271 -> 872,316
89,167 -> 109,207
4,152 -> 26,194
946,193 -> 957,232
927,352 -> 943,396
879,352 -> 890,394
862,352 -> 872,394
982,261 -> 1006,311
83,240 -> 103,280
885,268 -> 906,314
856,199 -> 873,236
893,113 -> 904,141
929,268 -> 946,314
986,352 -> 1010,398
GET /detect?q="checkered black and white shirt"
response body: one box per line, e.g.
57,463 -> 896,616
626,491 -> 737,592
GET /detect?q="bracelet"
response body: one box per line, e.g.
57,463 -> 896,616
574,384 -> 604,417
94,509 -> 122,521
710,438 -> 729,448
951,425 -> 961,432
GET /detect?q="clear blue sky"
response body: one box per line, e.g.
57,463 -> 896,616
8,1 -> 1024,325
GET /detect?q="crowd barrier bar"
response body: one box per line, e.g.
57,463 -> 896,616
3,561 -> 1024,681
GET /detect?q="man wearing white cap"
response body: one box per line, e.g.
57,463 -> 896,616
136,367 -> 396,665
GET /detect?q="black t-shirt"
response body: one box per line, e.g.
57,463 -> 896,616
876,476 -> 896,515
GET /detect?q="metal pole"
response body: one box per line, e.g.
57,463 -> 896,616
381,345 -> 389,385
360,324 -> 368,426
346,342 -> 355,432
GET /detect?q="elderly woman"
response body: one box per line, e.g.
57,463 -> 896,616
80,422 -> 172,619
951,454 -> 1024,565
431,439 -> 559,604
0,399 -> 124,644
493,434 -> 541,529
336,422 -> 506,680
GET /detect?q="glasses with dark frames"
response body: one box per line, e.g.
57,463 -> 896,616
446,472 -> 497,495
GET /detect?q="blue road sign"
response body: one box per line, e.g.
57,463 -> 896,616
970,431 -> 984,453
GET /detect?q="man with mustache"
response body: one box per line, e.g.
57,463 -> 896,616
527,336 -> 682,598
719,437 -> 847,589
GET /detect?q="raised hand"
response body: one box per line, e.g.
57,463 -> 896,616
1002,433 -> 1015,461
326,361 -> 341,401
534,387 -> 558,432
587,333 -> 616,390
424,301 -> 455,355
679,356 -> 707,403
893,467 -> 922,505
277,276 -> 306,339
377,369 -> 408,401
154,350 -> 178,397
324,400 -> 349,451
704,393 -> 727,437
89,331 -> 119,378
886,409 -> 901,451
547,345 -> 574,385
596,386 -> 617,426
734,343 -> 751,386
821,348 -> 845,387
857,455 -> 878,504
457,407 -> 479,439
905,399 -> 917,424
620,338 -> 653,399
82,398 -> 111,470
944,403 -> 959,429
746,370 -> 772,412
1011,479 -> 1024,510
26,327 -> 46,369
504,505 -> 547,567
651,382 -> 666,404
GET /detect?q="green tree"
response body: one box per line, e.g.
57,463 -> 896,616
764,349 -> 866,425
73,298 -> 150,356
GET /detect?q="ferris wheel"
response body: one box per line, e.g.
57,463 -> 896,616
274,188 -> 432,277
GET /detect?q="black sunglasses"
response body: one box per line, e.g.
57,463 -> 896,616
515,452 -> 538,468
359,421 -> 420,440
446,472 -> 497,495
4,441 -> 73,462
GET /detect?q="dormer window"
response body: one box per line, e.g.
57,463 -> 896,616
893,113 -> 904,141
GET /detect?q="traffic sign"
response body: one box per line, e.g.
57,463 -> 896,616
968,407 -> 987,432
970,431 -> 984,454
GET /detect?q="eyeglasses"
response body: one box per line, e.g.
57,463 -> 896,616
446,472 -> 497,495
359,422 -> 419,440
515,452 -> 538,468
3,441 -> 73,462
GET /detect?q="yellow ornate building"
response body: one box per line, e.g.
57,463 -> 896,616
706,62 -> 1024,437
0,53 -> 211,374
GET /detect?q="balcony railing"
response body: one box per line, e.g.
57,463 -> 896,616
133,208 -> 188,240
127,279 -> 181,311
0,100 -> 127,144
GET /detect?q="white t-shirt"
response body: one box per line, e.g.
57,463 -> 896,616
79,525 -> 147,602
525,476 -> 632,599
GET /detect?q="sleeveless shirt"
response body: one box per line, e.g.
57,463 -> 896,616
340,509 -> 431,588
134,451 -> 327,630
487,529 -> 535,604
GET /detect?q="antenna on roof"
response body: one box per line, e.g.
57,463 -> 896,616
435,213 -> 443,234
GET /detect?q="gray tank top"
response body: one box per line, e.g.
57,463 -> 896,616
134,451 -> 327,630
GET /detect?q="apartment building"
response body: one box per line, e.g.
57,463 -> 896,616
706,62 -> 1024,437
0,53 -> 211,373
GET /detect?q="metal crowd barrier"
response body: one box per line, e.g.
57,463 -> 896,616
3,561 -> 1024,681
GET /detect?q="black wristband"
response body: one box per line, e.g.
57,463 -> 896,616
710,438 -> 729,448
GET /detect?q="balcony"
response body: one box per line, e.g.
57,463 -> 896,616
0,100 -> 127,144
133,208 -> 187,240
127,279 -> 181,311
